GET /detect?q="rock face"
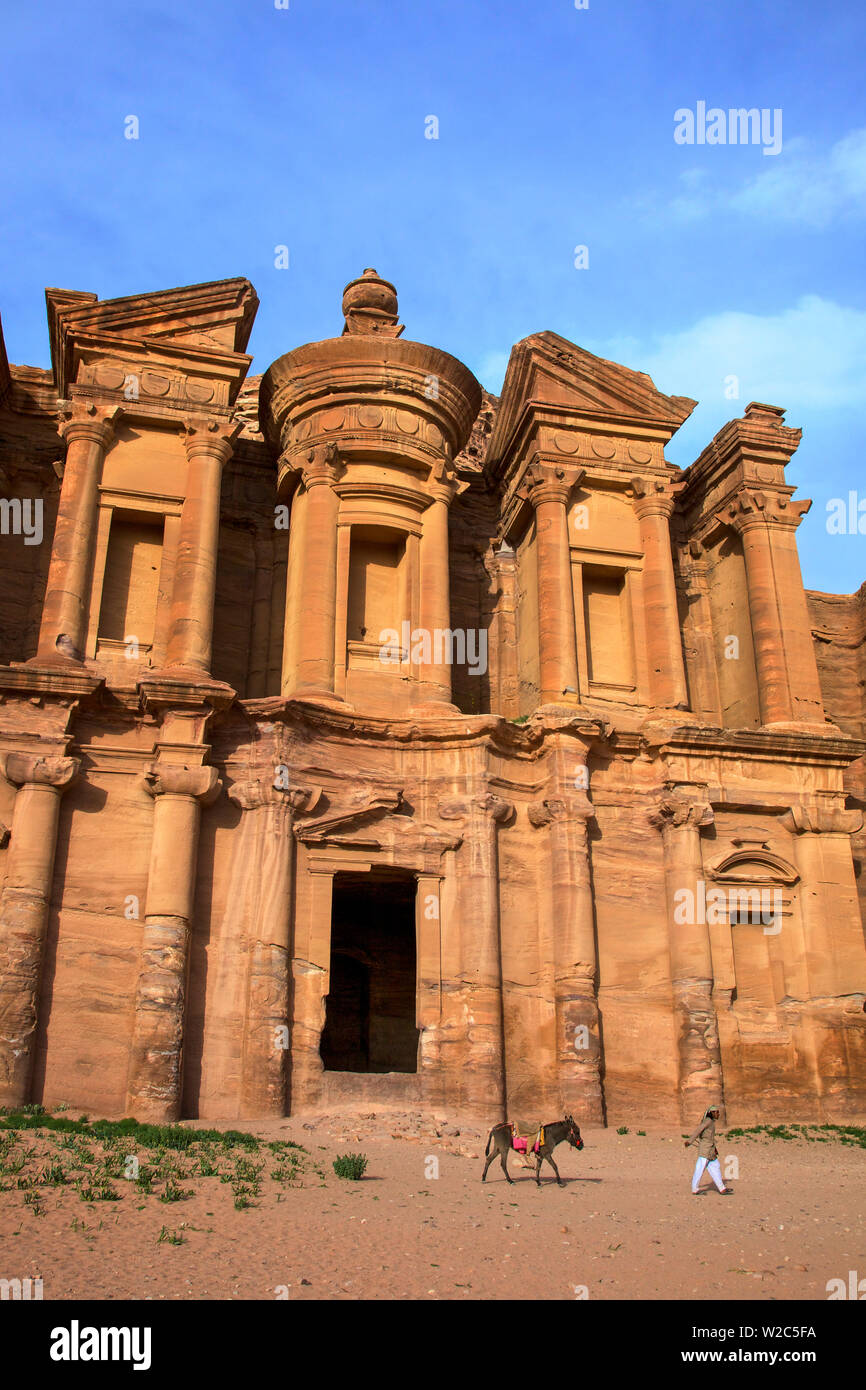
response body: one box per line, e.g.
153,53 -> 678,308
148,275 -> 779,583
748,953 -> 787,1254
0,275 -> 863,1129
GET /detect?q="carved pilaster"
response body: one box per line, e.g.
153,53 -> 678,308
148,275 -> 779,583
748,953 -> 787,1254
524,461 -> 581,706
32,402 -> 120,666
283,444 -> 345,702
126,762 -> 221,1121
160,419 -> 240,678
224,774 -> 321,1117
631,476 -> 688,708
0,753 -> 80,1103
650,785 -> 723,1124
439,792 -> 513,1117
528,789 -> 603,1122
780,800 -> 866,1011
716,487 -> 824,726
414,451 -> 461,712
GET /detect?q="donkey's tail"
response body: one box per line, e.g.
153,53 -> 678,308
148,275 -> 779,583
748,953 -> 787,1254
485,1128 -> 495,1157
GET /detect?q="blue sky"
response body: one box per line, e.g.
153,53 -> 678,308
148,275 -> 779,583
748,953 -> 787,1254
2,0 -> 864,592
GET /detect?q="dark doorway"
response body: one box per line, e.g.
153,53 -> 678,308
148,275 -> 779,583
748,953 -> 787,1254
320,869 -> 419,1073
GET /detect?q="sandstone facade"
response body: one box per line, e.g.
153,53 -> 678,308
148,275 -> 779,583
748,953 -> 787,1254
0,270 -> 863,1128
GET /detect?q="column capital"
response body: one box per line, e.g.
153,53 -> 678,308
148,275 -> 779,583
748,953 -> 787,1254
781,801 -> 863,836
528,793 -> 594,827
58,400 -> 120,449
438,791 -> 514,824
427,449 -> 468,505
300,441 -> 345,489
630,475 -> 680,520
142,763 -> 221,803
649,784 -> 714,833
182,417 -> 241,464
524,459 -> 580,508
715,487 -> 812,536
228,776 -> 323,814
2,752 -> 80,791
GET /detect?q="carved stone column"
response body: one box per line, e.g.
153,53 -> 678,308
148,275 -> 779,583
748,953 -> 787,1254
415,872 -> 444,1083
163,421 -> 237,677
286,444 -> 343,700
529,789 -> 603,1122
486,543 -> 520,718
439,791 -> 512,1117
33,404 -> 118,664
526,464 -> 580,705
781,801 -> 866,1002
414,469 -> 457,710
0,752 -> 79,1104
632,479 -> 688,709
716,489 -> 823,726
727,498 -> 791,724
288,867 -> 334,1109
651,786 -> 724,1124
126,763 -> 220,1121
227,777 -> 320,1117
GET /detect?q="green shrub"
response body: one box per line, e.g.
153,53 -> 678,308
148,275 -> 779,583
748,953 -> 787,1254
332,1152 -> 368,1180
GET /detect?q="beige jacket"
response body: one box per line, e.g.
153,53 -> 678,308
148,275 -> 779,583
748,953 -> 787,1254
687,1111 -> 718,1160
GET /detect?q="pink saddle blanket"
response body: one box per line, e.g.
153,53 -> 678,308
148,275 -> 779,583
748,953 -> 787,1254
511,1136 -> 540,1155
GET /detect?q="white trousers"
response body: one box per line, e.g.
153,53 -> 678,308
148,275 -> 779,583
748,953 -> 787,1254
692,1156 -> 726,1192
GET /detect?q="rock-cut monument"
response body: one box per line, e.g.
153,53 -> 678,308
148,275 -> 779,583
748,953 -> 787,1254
0,269 -> 863,1127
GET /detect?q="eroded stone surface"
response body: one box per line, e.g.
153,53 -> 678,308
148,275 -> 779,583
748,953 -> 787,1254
0,274 -> 863,1129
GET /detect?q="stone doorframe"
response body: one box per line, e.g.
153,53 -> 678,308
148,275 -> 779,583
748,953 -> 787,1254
289,793 -> 461,1111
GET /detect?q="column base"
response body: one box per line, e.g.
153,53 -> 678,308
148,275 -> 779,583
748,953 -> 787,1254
140,668 -> 237,710
538,693 -> 583,707
1,660 -> 102,698
534,699 -> 591,720
286,686 -> 351,712
23,647 -> 84,669
759,719 -> 843,736
408,699 -> 461,717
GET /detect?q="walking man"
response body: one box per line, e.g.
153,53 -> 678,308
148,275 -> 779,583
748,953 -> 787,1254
684,1106 -> 732,1195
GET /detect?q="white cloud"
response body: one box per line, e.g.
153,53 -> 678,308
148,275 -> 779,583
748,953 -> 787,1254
595,295 -> 866,415
666,129 -> 866,227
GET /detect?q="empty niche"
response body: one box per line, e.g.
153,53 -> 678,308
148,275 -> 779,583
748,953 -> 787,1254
97,510 -> 164,656
346,525 -> 406,652
582,564 -> 635,690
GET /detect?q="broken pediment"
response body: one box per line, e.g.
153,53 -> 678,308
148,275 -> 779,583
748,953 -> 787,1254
46,278 -> 259,397
293,788 -> 462,864
294,789 -> 405,843
487,330 -> 696,476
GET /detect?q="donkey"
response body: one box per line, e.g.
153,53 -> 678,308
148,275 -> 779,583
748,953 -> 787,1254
481,1115 -> 584,1186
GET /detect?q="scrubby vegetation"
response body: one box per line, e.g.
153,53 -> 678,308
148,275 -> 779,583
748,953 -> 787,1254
332,1152 -> 369,1180
724,1122 -> 866,1148
0,1106 -> 319,1213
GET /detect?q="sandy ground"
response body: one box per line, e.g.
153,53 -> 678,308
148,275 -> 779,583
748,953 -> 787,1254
1,1110 -> 863,1301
